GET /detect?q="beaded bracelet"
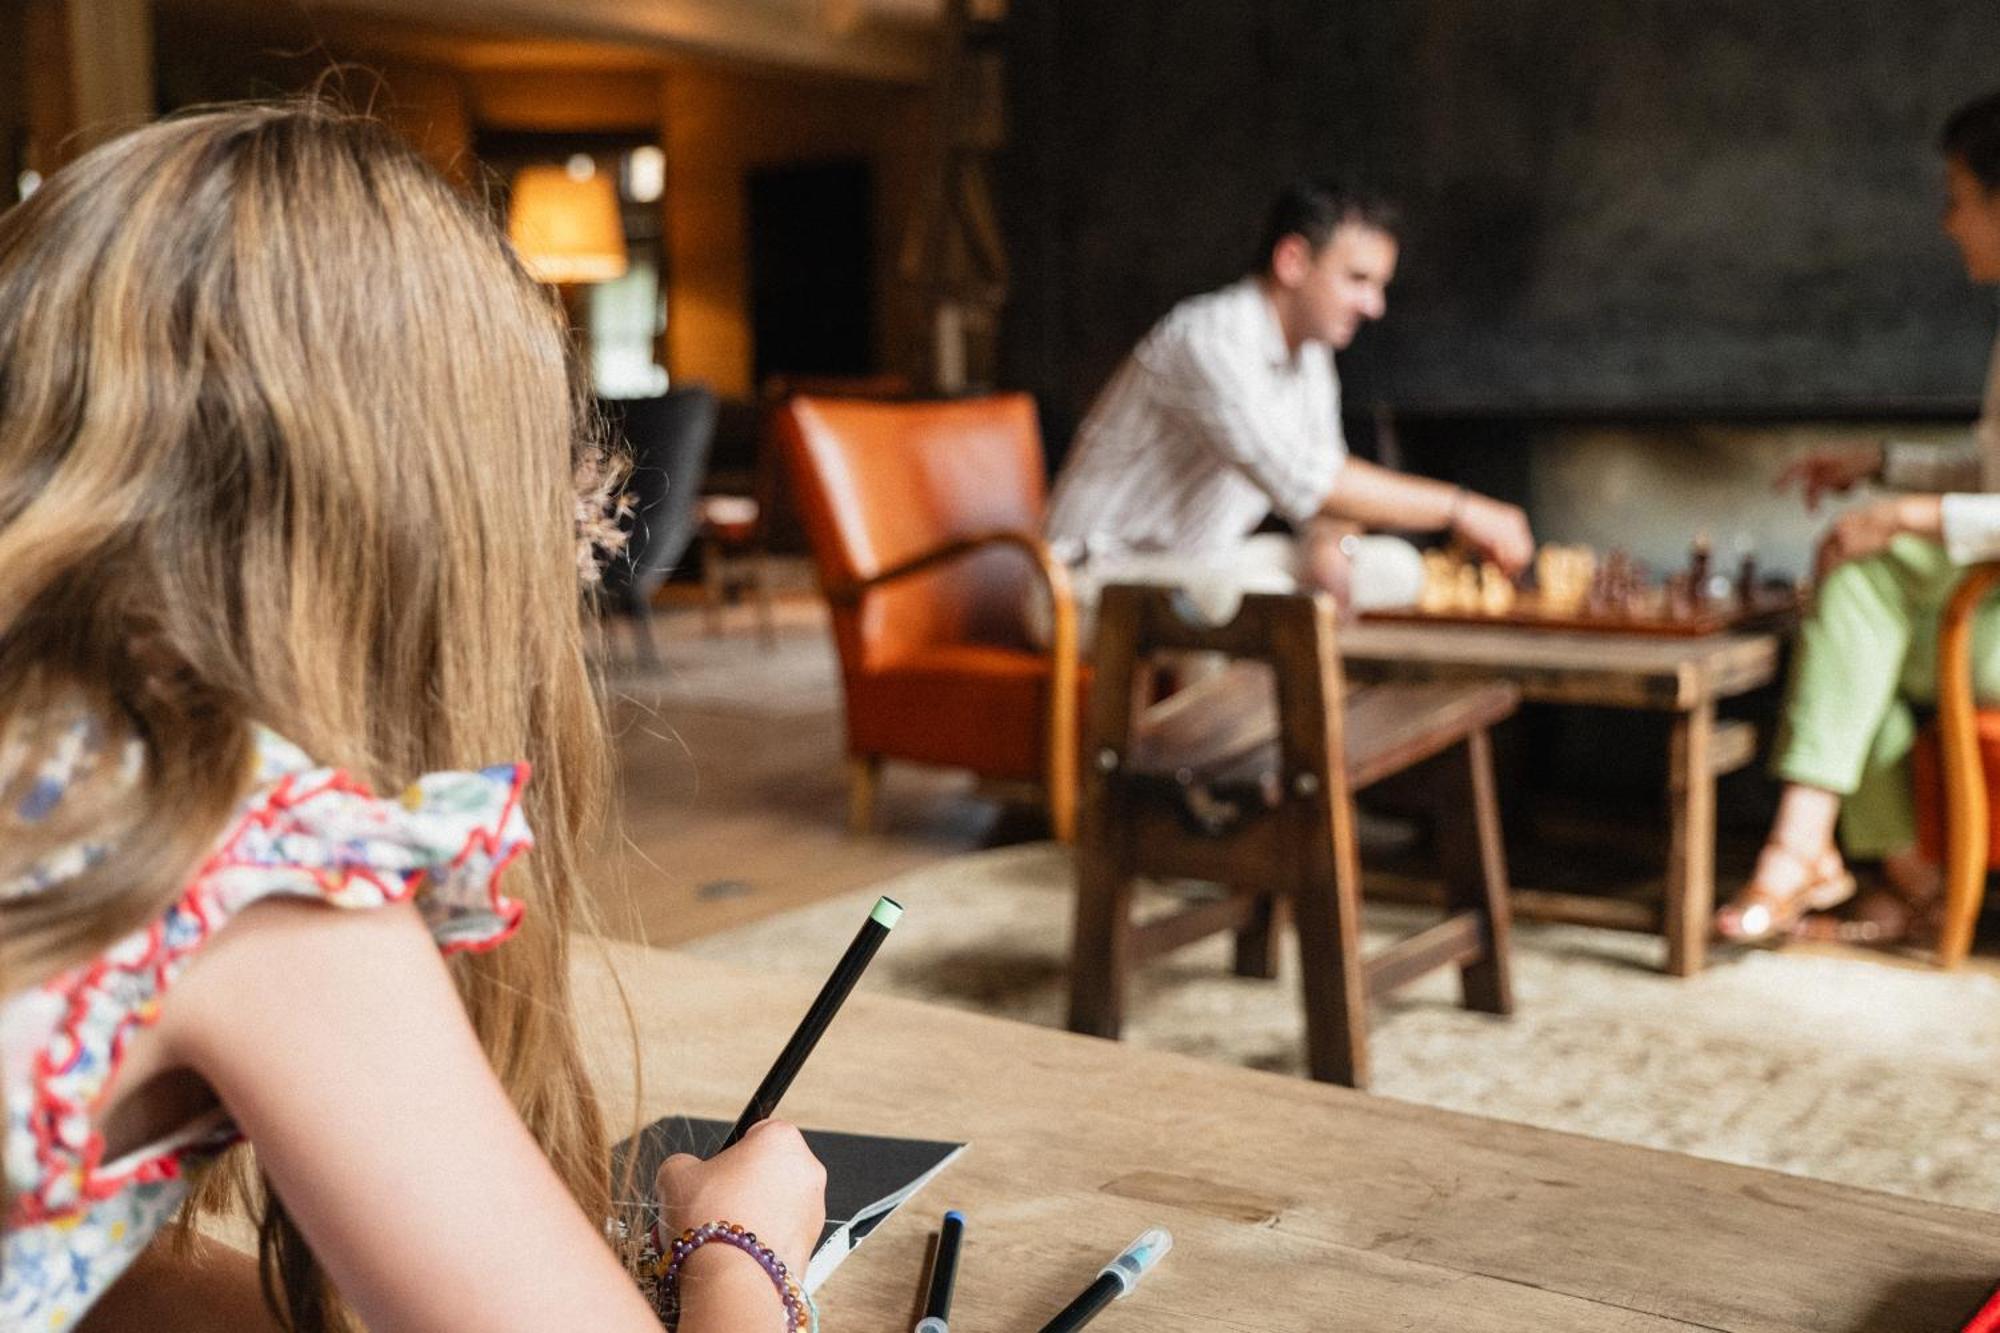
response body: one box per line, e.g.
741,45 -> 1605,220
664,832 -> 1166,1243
650,1220 -> 818,1332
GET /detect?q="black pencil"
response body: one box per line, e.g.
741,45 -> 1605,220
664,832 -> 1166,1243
721,895 -> 903,1149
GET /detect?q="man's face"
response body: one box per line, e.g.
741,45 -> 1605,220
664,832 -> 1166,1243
1274,222 -> 1399,349
1942,156 -> 2000,284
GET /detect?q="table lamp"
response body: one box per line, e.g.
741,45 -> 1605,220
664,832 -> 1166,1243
506,157 -> 629,286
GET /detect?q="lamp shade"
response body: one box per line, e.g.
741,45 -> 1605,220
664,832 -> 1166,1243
507,164 -> 629,285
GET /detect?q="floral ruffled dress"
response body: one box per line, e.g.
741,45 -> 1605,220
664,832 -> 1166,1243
0,728 -> 534,1331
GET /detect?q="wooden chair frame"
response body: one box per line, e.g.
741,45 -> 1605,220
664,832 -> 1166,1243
1935,561 -> 2000,966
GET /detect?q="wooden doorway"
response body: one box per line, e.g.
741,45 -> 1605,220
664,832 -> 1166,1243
747,159 -> 874,384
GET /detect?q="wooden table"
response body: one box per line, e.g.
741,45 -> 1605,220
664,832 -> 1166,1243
582,943 -> 2000,1331
1340,621 -> 1784,976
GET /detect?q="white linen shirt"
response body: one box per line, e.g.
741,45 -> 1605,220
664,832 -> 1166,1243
1880,314 -> 2000,562
1043,278 -> 1348,564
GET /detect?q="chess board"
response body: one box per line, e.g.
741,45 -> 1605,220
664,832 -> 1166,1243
1363,583 -> 1803,637
1363,543 -> 1803,637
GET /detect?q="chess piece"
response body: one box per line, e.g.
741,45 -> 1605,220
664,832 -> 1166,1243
1612,557 -> 1648,619
1479,561 -> 1516,615
1736,553 -> 1759,607
1688,536 -> 1711,606
1586,559 -> 1612,614
1453,563 -> 1481,612
1421,549 -> 1457,612
1665,572 -> 1693,620
1606,549 -> 1633,608
1535,544 -> 1590,614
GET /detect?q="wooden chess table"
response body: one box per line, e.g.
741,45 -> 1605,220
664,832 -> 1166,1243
1339,617 -> 1790,975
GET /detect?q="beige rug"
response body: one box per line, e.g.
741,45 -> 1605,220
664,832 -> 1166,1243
604,622 -> 839,718
684,842 -> 2000,1211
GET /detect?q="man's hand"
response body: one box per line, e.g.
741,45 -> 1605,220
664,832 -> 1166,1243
1299,519 -> 1357,614
1317,460 -> 1531,576
1813,495 -> 1942,582
1452,493 -> 1534,577
1776,444 -> 1883,513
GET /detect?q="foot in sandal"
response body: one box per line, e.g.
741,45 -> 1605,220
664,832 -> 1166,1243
1792,850 -> 1942,947
1714,840 -> 1858,942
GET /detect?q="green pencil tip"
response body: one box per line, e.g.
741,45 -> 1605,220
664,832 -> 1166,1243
870,896 -> 904,929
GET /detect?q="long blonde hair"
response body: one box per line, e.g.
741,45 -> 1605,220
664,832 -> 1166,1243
0,102 -> 617,1327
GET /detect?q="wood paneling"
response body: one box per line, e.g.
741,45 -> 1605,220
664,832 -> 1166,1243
662,65 -> 928,396
318,0 -> 934,83
11,0 -> 153,172
469,67 -> 664,133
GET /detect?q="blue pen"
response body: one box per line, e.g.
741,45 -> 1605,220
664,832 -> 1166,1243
914,1210 -> 965,1333
1037,1227 -> 1173,1332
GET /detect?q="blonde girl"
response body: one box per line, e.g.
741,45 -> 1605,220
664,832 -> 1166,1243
0,103 -> 823,1331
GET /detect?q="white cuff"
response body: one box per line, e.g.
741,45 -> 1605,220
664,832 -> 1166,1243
1879,439 -> 1921,490
1940,493 -> 2000,564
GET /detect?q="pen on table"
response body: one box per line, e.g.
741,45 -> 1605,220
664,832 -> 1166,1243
1037,1227 -> 1173,1333
722,894 -> 903,1149
914,1210 -> 964,1333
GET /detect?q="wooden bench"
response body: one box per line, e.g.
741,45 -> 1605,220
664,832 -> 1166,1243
1068,584 -> 1521,1087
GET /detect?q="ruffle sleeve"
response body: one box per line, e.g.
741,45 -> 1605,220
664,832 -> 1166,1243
203,746 -> 532,954
7,733 -> 534,1226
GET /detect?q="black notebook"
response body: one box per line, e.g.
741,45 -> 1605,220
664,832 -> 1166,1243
614,1116 -> 965,1292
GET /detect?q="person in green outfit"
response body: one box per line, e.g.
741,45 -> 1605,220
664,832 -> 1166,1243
1716,88 -> 2000,945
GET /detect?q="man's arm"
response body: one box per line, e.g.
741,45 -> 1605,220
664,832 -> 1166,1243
1320,457 -> 1534,574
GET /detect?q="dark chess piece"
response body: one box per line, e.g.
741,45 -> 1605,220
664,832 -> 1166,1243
1688,537 -> 1712,606
1604,549 -> 1632,613
1624,557 -> 1649,616
1736,553 -> 1759,607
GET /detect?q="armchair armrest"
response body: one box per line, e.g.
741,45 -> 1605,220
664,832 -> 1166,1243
825,529 -> 1080,841
1935,561 -> 2000,966
824,529 -> 1064,602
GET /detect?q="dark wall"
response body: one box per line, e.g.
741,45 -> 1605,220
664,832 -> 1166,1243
1002,1 -> 2000,451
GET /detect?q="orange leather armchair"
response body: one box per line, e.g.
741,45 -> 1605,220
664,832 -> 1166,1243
1915,562 -> 2000,966
777,393 -> 1082,839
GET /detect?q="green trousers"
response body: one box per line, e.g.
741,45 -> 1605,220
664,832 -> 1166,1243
1775,534 -> 2000,857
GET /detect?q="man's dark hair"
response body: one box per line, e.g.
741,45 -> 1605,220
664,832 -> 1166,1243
1941,89 -> 2000,190
1252,178 -> 1401,275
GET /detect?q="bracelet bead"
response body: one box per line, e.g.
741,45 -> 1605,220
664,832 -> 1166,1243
650,1220 -> 816,1332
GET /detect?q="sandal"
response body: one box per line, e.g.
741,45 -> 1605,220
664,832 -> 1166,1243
1792,872 -> 1942,947
1714,842 -> 1857,943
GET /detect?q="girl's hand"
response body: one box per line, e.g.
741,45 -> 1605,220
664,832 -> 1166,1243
656,1119 -> 827,1279
1814,495 -> 1943,581
1777,444 -> 1883,512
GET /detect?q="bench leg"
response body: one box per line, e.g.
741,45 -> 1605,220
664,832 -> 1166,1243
701,537 -> 726,637
1292,800 -> 1370,1088
847,755 -> 880,834
1232,890 -> 1286,980
752,555 -> 779,650
1434,730 -> 1515,1016
1665,701 -> 1716,977
1068,845 -> 1136,1040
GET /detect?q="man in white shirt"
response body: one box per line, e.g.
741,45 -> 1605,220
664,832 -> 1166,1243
1715,88 -> 2000,946
1044,180 -> 1533,626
